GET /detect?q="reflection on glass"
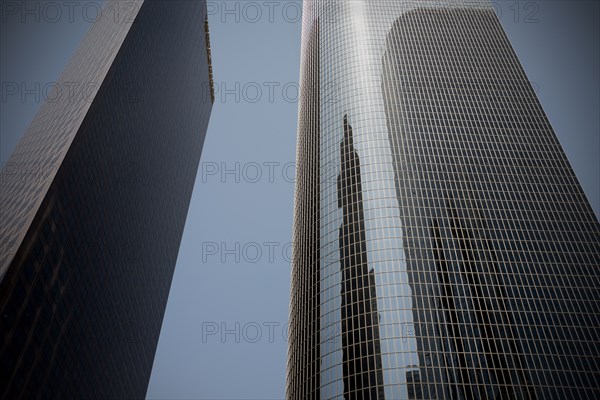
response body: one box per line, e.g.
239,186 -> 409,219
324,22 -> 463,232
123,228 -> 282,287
289,2 -> 600,399
338,115 -> 385,400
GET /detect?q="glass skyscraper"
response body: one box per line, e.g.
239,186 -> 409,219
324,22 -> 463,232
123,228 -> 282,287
287,1 -> 600,399
0,1 -> 214,398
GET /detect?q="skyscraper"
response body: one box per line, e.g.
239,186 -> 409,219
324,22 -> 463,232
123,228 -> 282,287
287,1 -> 600,399
0,1 -> 214,398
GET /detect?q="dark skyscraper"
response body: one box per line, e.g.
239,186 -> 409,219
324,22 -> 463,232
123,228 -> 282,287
0,1 -> 214,398
287,1 -> 600,399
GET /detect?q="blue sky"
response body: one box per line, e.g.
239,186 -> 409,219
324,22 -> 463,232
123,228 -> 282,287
1,1 -> 598,399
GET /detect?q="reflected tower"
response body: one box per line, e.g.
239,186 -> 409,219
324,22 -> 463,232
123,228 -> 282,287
287,1 -> 600,399
338,116 -> 385,400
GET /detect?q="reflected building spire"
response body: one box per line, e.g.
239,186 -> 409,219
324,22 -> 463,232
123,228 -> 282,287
337,115 -> 385,400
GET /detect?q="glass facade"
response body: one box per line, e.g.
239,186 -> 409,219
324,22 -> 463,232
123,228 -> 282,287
287,1 -> 600,399
0,1 -> 214,398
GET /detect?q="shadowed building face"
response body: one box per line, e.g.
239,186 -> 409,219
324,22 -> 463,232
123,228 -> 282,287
0,1 -> 214,398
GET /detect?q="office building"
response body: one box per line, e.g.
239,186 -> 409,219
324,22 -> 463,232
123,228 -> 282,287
287,1 -> 600,399
0,1 -> 214,397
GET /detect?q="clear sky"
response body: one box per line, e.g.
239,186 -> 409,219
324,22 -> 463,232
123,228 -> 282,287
1,1 -> 598,399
